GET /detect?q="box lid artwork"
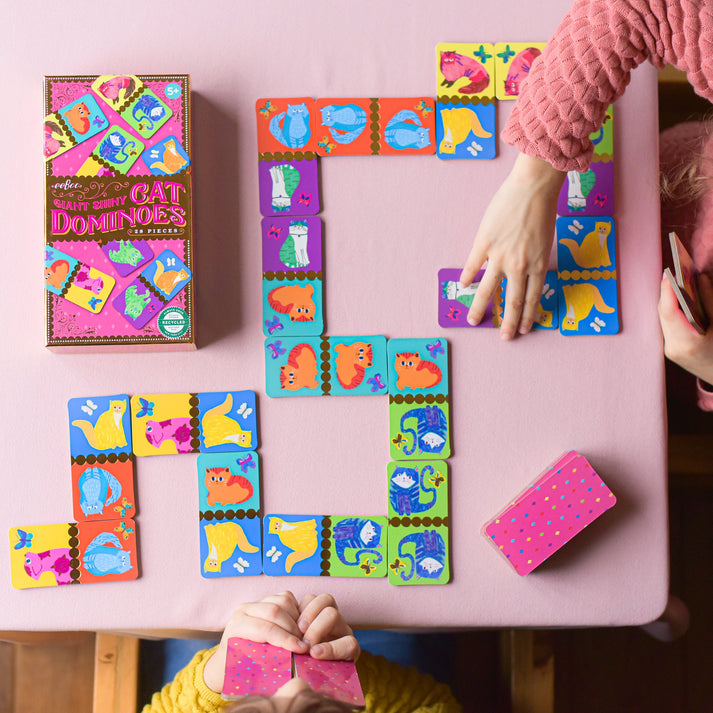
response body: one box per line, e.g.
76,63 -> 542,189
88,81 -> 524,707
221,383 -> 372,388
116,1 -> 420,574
43,74 -> 195,351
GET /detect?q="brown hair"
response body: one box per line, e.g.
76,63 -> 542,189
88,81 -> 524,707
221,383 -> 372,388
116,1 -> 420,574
660,118 -> 713,204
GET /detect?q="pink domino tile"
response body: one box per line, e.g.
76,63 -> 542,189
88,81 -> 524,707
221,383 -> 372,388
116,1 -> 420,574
483,451 -> 616,576
221,638 -> 292,699
293,654 -> 365,707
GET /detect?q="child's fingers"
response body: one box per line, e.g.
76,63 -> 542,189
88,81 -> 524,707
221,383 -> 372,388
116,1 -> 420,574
260,591 -> 301,622
235,602 -> 308,651
297,593 -> 338,633
309,634 -> 360,662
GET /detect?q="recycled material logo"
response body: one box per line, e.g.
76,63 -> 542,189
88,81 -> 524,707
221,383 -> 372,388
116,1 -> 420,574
158,307 -> 189,338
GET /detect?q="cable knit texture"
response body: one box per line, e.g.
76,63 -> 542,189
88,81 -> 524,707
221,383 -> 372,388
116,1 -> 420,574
502,0 -> 713,171
141,647 -> 462,713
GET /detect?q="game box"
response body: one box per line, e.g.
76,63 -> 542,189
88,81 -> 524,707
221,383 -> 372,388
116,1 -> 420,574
43,74 -> 195,351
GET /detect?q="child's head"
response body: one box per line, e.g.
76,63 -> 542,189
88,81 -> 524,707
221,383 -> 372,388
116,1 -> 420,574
223,679 -> 357,711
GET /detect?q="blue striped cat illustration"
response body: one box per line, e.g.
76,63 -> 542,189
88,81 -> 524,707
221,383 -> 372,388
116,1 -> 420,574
78,466 -> 122,518
384,110 -> 431,150
320,104 -> 367,144
132,94 -> 167,132
98,131 -> 137,164
333,518 -> 383,566
400,405 -> 448,456
397,530 -> 446,581
270,103 -> 311,149
389,465 -> 437,516
82,533 -> 133,576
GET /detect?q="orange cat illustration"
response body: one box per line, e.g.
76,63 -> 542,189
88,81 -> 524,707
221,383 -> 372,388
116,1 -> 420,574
45,259 -> 70,289
280,343 -> 318,390
65,102 -> 91,134
204,466 -> 253,508
394,352 -> 442,390
150,139 -> 188,174
334,342 -> 372,389
268,284 -> 316,322
153,260 -> 188,295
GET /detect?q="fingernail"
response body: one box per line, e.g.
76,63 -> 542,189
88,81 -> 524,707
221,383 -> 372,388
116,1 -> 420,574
500,331 -> 513,341
311,644 -> 324,657
467,316 -> 476,326
296,639 -> 309,651
519,324 -> 531,335
297,618 -> 308,633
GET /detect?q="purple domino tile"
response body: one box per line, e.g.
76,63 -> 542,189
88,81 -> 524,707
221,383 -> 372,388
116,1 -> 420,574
101,239 -> 154,277
258,158 -> 320,217
112,277 -> 163,329
262,217 -> 322,273
557,161 -> 614,217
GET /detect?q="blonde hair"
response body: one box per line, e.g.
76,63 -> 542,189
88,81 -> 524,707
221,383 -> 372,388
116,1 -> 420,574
660,118 -> 713,203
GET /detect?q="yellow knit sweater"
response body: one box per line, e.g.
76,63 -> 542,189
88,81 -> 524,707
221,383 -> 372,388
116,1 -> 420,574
142,646 -> 463,713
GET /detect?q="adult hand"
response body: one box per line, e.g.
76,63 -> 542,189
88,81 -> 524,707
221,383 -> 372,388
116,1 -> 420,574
659,273 -> 713,384
203,591 -> 309,693
460,152 -> 565,339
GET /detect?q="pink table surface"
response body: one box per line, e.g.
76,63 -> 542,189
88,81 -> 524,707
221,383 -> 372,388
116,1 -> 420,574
0,1 -> 667,632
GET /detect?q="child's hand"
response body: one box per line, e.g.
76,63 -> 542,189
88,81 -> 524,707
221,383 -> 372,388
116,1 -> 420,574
203,591 -> 310,693
460,152 -> 565,340
297,593 -> 360,662
658,273 -> 713,384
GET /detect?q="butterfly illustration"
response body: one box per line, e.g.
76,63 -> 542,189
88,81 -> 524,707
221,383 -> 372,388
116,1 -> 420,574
233,557 -> 250,574
114,521 -> 135,540
14,529 -> 33,550
297,193 -> 311,206
415,100 -> 433,116
266,546 -> 282,563
265,317 -> 284,335
590,316 -> 606,333
542,283 -> 555,300
318,136 -> 336,154
92,116 -> 106,128
259,100 -> 277,117
594,193 -> 607,207
237,454 -> 255,473
568,219 -> 584,236
136,397 -> 155,418
389,558 -> 405,573
467,141 -> 483,157
426,339 -> 444,358
497,44 -> 515,62
360,559 -> 376,575
391,433 -> 406,450
268,225 -> 282,240
88,297 -> 102,310
446,306 -> 461,321
266,340 -> 286,359
367,373 -> 386,392
428,470 -> 446,488
237,402 -> 254,420
113,497 -> 133,517
473,44 -> 493,63
81,399 -> 98,416
45,249 -> 54,262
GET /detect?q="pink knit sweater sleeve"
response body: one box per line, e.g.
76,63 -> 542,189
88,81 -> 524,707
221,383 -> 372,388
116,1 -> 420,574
502,0 -> 713,171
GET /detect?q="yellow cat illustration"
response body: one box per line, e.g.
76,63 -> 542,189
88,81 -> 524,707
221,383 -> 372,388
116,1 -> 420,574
201,394 -> 252,448
438,107 -> 492,154
559,221 -> 612,268
150,139 -> 188,174
72,400 -> 128,450
535,304 -> 554,328
153,260 -> 189,295
203,522 -> 259,573
268,517 -> 318,573
562,283 -> 615,331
